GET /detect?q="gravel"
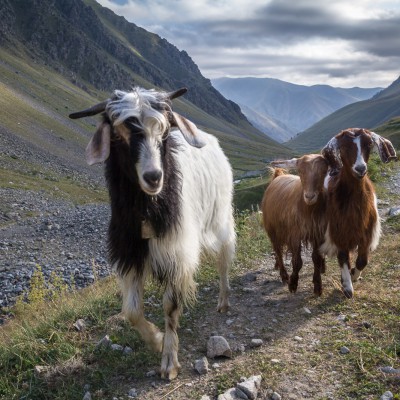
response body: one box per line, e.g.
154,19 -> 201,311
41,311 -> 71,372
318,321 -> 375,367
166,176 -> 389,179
0,187 -> 110,318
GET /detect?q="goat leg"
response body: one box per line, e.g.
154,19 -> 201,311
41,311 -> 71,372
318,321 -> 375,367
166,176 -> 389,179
160,285 -> 182,380
338,250 -> 354,298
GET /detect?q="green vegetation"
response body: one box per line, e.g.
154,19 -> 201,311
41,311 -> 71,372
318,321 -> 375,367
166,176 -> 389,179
233,174 -> 270,211
375,116 -> 400,149
1,190 -> 399,398
288,78 -> 400,153
0,156 -> 107,207
0,211 -> 270,400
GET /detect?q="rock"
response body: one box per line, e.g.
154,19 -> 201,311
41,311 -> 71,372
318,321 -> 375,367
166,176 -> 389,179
337,314 -> 347,322
379,366 -> 400,374
242,272 -> 258,282
146,370 -> 157,377
380,391 -> 394,400
111,344 -> 124,351
303,307 -> 312,314
389,207 -> 400,216
294,336 -> 303,342
271,392 -> 282,400
123,346 -> 133,355
340,346 -> 350,354
236,375 -> 262,400
194,357 -> 209,375
73,319 -> 86,332
128,388 -> 137,398
201,396 -> 212,400
207,336 -> 232,358
83,392 -> 92,400
250,338 -> 263,348
217,388 -> 242,400
96,335 -> 112,349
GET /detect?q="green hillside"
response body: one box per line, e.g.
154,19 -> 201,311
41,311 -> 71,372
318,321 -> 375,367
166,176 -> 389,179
287,77 -> 400,153
0,0 -> 293,194
375,116 -> 400,148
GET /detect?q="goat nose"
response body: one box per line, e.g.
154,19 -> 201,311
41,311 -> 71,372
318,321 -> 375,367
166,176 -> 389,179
143,170 -> 162,186
355,165 -> 367,176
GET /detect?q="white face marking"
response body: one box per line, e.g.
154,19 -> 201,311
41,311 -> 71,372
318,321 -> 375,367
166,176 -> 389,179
136,133 -> 164,195
352,136 -> 367,175
323,171 -> 331,191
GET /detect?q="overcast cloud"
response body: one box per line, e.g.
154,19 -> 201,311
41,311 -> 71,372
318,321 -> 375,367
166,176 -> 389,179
97,0 -> 400,88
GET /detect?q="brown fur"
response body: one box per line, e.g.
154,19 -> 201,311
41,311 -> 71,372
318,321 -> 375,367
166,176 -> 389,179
261,154 -> 328,295
320,128 -> 397,298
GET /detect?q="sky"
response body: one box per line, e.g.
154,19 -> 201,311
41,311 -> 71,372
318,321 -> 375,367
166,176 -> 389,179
97,0 -> 400,88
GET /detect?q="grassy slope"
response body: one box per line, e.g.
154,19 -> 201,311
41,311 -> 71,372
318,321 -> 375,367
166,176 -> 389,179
375,117 -> 400,149
288,92 -> 400,153
0,45 -> 292,204
0,163 -> 399,400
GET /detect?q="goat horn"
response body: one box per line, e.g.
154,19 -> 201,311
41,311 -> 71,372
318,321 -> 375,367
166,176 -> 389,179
167,87 -> 188,100
69,99 -> 110,119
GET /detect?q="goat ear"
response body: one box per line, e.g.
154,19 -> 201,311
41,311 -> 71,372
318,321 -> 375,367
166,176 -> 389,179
85,121 -> 111,165
270,158 -> 298,169
322,136 -> 342,175
370,132 -> 397,163
170,112 -> 206,148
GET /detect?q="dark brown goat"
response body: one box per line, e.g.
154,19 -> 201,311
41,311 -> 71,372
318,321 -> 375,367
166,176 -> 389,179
261,154 -> 329,295
321,128 -> 397,298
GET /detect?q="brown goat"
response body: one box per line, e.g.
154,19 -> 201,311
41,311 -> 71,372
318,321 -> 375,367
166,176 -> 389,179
261,154 -> 329,295
321,128 -> 397,298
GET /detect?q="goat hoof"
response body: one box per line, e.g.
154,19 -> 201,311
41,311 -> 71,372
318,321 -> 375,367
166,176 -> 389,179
160,356 -> 181,380
288,283 -> 298,293
217,302 -> 230,313
288,276 -> 298,293
313,287 -> 322,296
342,287 -> 354,299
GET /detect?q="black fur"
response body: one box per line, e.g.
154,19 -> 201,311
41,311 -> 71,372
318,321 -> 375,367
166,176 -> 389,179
105,118 -> 182,278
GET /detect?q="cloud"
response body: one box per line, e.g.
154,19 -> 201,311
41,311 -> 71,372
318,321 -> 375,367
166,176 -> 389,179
96,0 -> 400,87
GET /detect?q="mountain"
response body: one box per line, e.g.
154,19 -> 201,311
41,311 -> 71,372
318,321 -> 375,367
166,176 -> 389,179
287,76 -> 400,153
212,77 -> 381,143
0,0 -> 293,191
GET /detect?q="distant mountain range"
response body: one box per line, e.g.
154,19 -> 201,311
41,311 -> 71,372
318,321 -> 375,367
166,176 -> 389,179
213,77 -> 382,143
288,76 -> 400,152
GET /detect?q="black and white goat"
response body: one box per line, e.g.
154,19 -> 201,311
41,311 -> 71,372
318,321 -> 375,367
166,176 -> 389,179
69,87 -> 236,379
321,128 -> 397,298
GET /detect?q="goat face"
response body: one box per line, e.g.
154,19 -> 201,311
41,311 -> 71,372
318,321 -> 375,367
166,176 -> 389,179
271,154 -> 328,205
297,155 -> 328,205
322,128 -> 397,179
69,87 -> 206,196
341,129 -> 373,179
112,116 -> 167,195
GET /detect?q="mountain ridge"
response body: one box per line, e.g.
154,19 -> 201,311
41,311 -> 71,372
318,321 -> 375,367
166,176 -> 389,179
287,75 -> 400,152
0,0 -> 294,190
213,76 -> 381,142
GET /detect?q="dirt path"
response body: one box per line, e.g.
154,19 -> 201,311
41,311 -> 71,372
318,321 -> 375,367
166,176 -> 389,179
117,164 -> 400,400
